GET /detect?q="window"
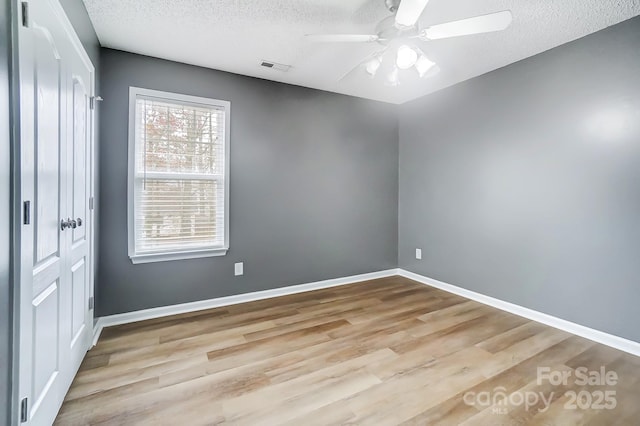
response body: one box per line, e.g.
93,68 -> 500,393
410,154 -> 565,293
128,87 -> 230,264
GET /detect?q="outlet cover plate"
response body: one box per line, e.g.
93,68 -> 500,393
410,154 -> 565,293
234,262 -> 244,276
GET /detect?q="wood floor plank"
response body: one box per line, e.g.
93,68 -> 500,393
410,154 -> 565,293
56,277 -> 640,425
476,321 -> 551,354
480,327 -> 573,378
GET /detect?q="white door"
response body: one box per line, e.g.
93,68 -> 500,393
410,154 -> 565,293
66,66 -> 92,379
17,0 -> 95,424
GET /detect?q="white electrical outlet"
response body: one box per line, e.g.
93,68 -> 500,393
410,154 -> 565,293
415,248 -> 422,260
234,262 -> 244,276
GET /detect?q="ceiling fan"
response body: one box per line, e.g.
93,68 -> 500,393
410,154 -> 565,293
306,0 -> 512,85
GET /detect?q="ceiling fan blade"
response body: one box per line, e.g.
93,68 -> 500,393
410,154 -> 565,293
305,34 -> 379,43
420,10 -> 512,40
395,0 -> 430,28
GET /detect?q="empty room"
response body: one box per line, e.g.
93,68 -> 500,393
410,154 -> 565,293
2,0 -> 640,424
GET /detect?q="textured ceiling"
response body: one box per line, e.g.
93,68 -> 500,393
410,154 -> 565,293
83,0 -> 640,104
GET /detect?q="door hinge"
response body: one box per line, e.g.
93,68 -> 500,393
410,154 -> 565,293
23,201 -> 30,225
88,296 -> 94,310
21,2 -> 29,27
90,96 -> 103,110
89,197 -> 94,210
20,397 -> 28,423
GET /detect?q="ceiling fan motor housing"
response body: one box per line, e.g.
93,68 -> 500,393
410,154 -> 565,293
376,15 -> 419,42
385,0 -> 402,13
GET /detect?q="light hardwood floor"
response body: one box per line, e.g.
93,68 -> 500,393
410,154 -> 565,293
56,276 -> 640,425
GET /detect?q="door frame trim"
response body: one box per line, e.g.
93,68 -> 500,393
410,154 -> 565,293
10,1 -> 22,423
7,0 -> 20,423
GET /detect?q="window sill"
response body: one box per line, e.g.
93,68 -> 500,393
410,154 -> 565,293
130,248 -> 228,264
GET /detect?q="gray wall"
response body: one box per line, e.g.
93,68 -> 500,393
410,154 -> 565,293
98,49 -> 399,316
399,17 -> 640,342
1,0 -> 12,423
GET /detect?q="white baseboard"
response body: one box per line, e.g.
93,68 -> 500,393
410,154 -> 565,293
91,319 -> 103,347
91,268 -> 399,346
92,267 -> 639,358
397,269 -> 640,357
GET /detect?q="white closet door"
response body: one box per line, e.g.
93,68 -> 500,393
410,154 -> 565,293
17,0 -> 95,424
64,45 -> 93,379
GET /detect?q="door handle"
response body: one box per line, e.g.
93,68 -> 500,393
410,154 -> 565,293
60,218 -> 83,230
61,218 -> 77,230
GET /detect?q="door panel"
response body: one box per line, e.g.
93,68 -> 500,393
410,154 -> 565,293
18,0 -> 95,424
72,77 -> 87,243
67,55 -> 91,365
33,25 -> 61,265
70,259 -> 86,346
31,281 -> 60,411
26,12 -> 66,424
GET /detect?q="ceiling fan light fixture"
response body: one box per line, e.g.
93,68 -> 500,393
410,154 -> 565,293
385,67 -> 400,86
396,45 -> 418,70
415,54 -> 436,77
365,56 -> 382,76
306,4 -> 514,87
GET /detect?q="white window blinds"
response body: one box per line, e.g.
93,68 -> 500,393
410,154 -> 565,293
128,88 -> 230,263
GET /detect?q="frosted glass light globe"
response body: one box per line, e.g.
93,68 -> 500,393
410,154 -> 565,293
365,57 -> 382,76
396,45 -> 418,69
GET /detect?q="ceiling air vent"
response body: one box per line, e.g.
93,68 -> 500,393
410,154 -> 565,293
260,60 -> 291,72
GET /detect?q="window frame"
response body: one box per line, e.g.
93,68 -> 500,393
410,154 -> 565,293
127,87 -> 231,264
